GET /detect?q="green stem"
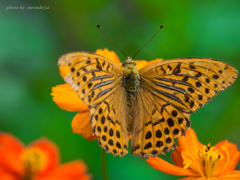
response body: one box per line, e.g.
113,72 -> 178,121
101,149 -> 109,180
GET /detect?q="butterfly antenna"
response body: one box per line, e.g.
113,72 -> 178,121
132,25 -> 164,60
96,24 -> 127,58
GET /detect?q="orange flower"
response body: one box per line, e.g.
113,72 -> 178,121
0,132 -> 91,180
146,128 -> 240,180
51,48 -> 163,141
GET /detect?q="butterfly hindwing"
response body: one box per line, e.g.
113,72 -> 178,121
131,58 -> 238,158
58,52 -> 129,157
92,86 -> 128,157
131,86 -> 190,158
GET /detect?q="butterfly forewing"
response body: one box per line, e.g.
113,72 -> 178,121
58,52 -> 129,157
140,58 -> 238,113
131,58 -> 238,158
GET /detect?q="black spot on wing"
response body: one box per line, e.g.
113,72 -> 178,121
144,142 -> 152,149
167,118 -> 174,127
195,72 -> 202,78
156,141 -> 163,148
71,67 -> 75,72
173,128 -> 179,135
166,137 -> 172,144
189,65 -> 196,69
160,66 -> 166,74
182,76 -> 188,82
172,63 -> 181,74
167,65 -> 172,71
171,110 -> 178,117
145,131 -> 152,139
212,74 -> 219,80
156,130 -> 162,138
164,127 -> 169,135
96,58 -> 102,70
106,64 -> 110,71
195,81 -> 202,87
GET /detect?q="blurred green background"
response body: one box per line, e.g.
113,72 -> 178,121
1,0 -> 240,179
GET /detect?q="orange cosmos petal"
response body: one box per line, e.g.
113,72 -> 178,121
179,177 -> 205,180
134,60 -> 148,70
41,161 -> 91,180
146,156 -> 197,176
177,135 -> 190,153
117,62 -> 122,67
71,111 -> 90,134
128,134 -> 132,140
215,140 -> 240,171
95,48 -> 120,63
210,178 -> 221,180
134,59 -> 164,70
145,58 -> 163,66
59,64 -> 70,79
215,140 -> 238,156
29,138 -> 59,174
71,112 -> 98,141
226,152 -> 240,171
214,145 -> 230,176
51,84 -> 89,112
171,148 -> 184,167
185,129 -> 203,157
0,133 -> 24,176
181,151 -> 204,177
82,124 -> 98,141
178,129 -> 203,158
218,170 -> 240,179
0,169 -> 20,180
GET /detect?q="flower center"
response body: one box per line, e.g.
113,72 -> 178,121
198,144 -> 223,178
21,147 -> 47,180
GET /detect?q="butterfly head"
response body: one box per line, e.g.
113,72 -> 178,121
122,56 -> 136,67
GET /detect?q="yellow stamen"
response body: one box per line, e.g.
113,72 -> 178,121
182,151 -> 205,177
198,144 -> 223,178
21,147 -> 48,179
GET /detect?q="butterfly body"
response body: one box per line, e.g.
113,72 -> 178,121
122,56 -> 140,132
58,51 -> 238,159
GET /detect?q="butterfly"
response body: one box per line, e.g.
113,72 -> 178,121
58,52 -> 238,159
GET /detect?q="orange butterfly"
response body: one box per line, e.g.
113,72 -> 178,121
58,52 -> 238,159
58,25 -> 238,159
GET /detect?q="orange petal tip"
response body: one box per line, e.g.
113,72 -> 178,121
95,48 -> 120,63
71,112 -> 98,141
51,84 -> 89,112
146,156 -> 196,176
59,64 -> 70,79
